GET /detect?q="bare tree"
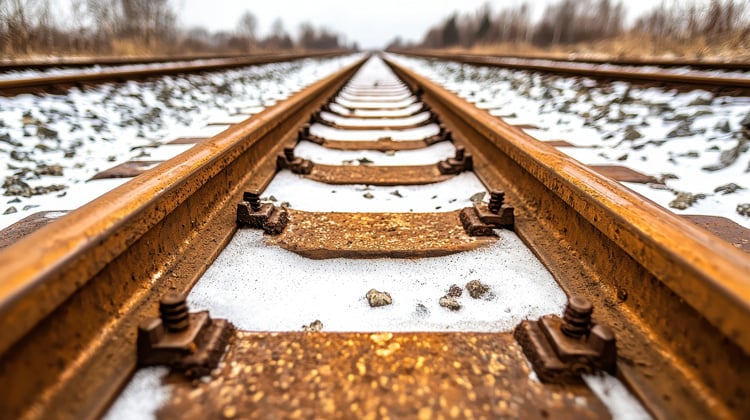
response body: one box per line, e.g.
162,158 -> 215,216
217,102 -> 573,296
236,11 -> 257,41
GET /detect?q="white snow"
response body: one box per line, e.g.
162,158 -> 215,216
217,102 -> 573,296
583,373 -> 652,420
1,54 -> 362,230
102,367 -> 170,420
389,54 -> 750,228
188,228 -> 567,332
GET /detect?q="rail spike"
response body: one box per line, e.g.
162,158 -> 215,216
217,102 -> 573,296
137,293 -> 234,378
460,190 -> 514,236
237,190 -> 289,235
513,296 -> 617,383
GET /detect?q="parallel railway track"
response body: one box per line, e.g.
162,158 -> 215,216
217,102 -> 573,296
405,50 -> 750,71
0,53 -> 748,419
0,50 -> 345,96
394,50 -> 750,94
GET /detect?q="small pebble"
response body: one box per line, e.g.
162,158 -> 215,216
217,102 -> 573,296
363,192 -> 374,199
366,289 -> 392,307
669,192 -> 705,210
714,183 -> 744,195
4,206 -> 17,214
737,203 -> 750,217
466,280 -> 490,299
447,284 -> 462,297
439,296 -> 461,311
302,320 -> 323,332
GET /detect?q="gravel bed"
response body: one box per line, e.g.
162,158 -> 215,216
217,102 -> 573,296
0,54 -> 361,229
390,54 -> 750,228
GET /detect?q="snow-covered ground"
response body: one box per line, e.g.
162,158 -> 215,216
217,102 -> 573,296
390,54 -> 750,228
0,54 -> 361,229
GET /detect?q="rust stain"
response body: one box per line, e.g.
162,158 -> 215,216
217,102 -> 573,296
157,331 -> 610,419
267,209 -> 497,259
307,164 -> 452,186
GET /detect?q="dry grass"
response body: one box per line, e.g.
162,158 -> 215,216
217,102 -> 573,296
434,35 -> 750,63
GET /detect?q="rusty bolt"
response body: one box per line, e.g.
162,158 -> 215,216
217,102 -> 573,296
283,147 -> 296,162
561,296 -> 593,338
488,191 -> 505,214
159,293 -> 190,333
455,146 -> 465,161
244,190 -> 262,211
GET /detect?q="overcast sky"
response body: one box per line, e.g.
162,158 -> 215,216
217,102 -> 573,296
177,0 -> 699,49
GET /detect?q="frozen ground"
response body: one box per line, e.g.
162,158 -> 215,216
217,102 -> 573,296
390,54 -> 750,228
0,54 -> 361,230
188,229 -> 567,332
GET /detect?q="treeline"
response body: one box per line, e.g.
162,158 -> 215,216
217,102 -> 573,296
0,0 -> 353,57
400,0 -> 749,53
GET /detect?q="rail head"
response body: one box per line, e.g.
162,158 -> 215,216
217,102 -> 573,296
384,56 -> 750,355
0,55 -> 368,357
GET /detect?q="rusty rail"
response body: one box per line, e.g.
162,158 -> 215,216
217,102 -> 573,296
394,50 -> 750,92
0,50 -> 349,96
391,49 -> 750,71
0,55 -> 367,420
384,56 -> 750,418
0,52 -> 270,72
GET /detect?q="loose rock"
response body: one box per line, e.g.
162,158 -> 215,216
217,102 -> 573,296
714,119 -> 731,133
302,320 -> 323,332
669,192 -> 706,210
623,126 -> 642,141
439,296 -> 461,311
4,206 -> 17,214
667,120 -> 697,138
737,203 -> 750,217
366,289 -> 392,307
714,183 -> 744,195
447,284 -> 462,298
466,280 -> 490,299
363,192 -> 374,199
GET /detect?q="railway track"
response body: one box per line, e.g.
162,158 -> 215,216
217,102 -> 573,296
398,50 -> 750,72
0,52 -> 261,72
0,54 -> 749,419
394,50 -> 750,94
0,50 -> 346,96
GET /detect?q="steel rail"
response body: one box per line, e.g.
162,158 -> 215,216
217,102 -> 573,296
390,49 -> 750,71
385,56 -> 750,418
0,56 -> 367,420
395,50 -> 750,91
0,50 -> 348,96
0,51 -> 274,72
